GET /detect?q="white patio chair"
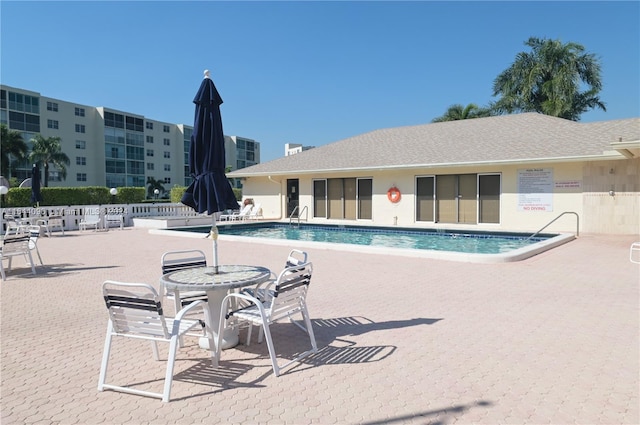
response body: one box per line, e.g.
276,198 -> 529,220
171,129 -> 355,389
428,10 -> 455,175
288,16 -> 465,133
26,225 -> 44,266
105,214 -> 124,230
46,215 -> 65,236
216,262 -> 317,377
79,211 -> 101,231
97,280 -> 213,402
630,242 -> 640,264
0,235 -> 36,281
160,249 -> 208,314
243,249 -> 309,302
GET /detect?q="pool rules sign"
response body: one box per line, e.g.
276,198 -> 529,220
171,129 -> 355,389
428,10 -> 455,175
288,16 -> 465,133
517,168 -> 553,212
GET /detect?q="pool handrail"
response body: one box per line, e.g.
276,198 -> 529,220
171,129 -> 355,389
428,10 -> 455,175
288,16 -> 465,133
289,205 -> 308,227
525,211 -> 579,241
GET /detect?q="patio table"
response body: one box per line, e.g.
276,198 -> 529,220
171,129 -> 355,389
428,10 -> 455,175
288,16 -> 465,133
160,264 -> 271,350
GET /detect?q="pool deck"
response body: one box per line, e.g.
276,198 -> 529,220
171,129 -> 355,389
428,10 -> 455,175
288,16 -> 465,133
1,228 -> 638,424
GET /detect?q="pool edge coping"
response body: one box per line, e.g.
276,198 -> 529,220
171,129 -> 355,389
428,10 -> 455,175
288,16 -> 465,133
149,227 -> 576,263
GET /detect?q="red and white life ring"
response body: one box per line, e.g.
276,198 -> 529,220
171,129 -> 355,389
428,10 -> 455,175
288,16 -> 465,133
387,187 -> 401,203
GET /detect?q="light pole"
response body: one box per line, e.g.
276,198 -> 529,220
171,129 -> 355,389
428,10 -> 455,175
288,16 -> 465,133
110,187 -> 118,204
154,188 -> 159,201
0,185 -> 8,234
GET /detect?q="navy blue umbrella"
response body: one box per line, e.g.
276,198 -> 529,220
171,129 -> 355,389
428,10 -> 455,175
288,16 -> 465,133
31,163 -> 42,207
181,70 -> 239,215
181,70 -> 239,272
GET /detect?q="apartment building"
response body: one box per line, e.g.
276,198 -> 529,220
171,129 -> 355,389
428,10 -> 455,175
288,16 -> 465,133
0,84 -> 260,191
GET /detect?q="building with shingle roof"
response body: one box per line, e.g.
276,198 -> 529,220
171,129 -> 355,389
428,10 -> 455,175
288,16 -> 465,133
229,113 -> 639,234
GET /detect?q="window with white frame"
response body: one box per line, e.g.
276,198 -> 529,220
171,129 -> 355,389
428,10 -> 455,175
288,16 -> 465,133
76,140 -> 86,149
147,163 -> 154,170
163,125 -> 170,133
75,124 -> 86,133
47,101 -> 58,112
47,119 -> 59,129
76,156 -> 86,166
75,107 -> 85,117
163,138 -> 170,146
77,173 -> 87,181
146,149 -> 154,157
163,151 -> 170,158
146,121 -> 153,130
164,164 -> 171,171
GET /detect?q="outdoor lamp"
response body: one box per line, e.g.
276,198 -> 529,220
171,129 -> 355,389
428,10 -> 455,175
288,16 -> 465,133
0,185 -> 8,195
110,187 -> 118,204
154,188 -> 160,200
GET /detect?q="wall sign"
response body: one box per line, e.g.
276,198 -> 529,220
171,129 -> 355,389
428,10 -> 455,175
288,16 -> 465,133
518,168 -> 553,212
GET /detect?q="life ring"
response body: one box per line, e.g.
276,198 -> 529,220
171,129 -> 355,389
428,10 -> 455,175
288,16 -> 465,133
387,187 -> 401,203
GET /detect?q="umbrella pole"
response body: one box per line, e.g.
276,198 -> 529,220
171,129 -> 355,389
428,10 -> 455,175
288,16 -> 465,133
210,221 -> 219,274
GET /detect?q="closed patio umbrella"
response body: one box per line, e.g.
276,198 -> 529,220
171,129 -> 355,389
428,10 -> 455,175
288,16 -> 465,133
181,70 -> 239,272
31,164 -> 42,207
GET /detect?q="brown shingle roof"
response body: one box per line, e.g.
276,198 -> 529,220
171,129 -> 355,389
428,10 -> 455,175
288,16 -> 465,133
230,113 -> 640,176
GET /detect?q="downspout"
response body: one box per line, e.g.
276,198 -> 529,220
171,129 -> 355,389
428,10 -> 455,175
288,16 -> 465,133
268,175 -> 283,220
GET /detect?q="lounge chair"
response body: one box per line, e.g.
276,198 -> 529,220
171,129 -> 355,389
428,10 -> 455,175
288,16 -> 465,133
247,203 -> 263,220
220,204 -> 252,221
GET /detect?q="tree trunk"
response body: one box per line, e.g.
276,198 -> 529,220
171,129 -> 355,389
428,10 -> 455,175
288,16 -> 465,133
44,162 -> 49,187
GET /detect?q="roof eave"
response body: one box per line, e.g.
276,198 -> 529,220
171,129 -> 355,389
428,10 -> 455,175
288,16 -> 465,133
230,152 -> 630,178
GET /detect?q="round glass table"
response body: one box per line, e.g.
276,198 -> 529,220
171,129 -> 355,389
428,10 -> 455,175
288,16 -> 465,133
160,265 -> 271,349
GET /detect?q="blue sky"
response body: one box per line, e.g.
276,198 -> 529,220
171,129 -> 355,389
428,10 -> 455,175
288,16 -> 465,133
1,1 -> 638,162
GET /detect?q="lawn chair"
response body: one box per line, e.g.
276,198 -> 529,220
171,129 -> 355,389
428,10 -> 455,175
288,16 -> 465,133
244,249 -> 309,302
220,203 -> 252,221
631,242 -> 640,264
79,210 -> 101,231
98,280 -> 213,402
247,203 -> 263,220
160,249 -> 208,314
27,225 -> 44,266
216,262 -> 317,377
0,235 -> 36,281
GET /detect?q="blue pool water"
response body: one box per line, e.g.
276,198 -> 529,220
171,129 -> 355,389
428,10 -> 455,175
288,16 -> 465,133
175,223 -> 553,255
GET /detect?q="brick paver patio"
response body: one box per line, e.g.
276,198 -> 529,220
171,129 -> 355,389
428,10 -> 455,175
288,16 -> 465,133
1,228 -> 638,424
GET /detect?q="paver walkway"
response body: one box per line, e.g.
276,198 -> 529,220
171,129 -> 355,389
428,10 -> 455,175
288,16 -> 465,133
1,228 -> 638,424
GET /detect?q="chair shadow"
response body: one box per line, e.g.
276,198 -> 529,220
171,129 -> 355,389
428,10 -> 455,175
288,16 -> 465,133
29,263 -> 120,278
169,359 -> 267,400
312,316 -> 443,342
360,400 -> 494,425
229,315 -> 442,375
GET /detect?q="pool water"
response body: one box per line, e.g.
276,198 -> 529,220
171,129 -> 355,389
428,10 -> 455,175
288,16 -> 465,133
178,223 -> 552,255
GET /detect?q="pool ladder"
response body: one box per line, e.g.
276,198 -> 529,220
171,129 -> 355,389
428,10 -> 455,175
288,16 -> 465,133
289,205 -> 308,227
525,211 -> 579,241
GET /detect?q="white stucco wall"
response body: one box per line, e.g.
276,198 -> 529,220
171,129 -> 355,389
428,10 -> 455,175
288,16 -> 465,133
241,157 -> 639,235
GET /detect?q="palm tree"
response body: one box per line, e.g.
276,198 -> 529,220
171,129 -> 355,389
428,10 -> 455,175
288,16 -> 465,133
29,135 -> 70,187
431,103 -> 493,123
492,37 -> 606,121
146,177 -> 166,199
0,124 -> 29,177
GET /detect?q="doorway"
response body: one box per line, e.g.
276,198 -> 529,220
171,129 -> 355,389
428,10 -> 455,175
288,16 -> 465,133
286,179 -> 299,218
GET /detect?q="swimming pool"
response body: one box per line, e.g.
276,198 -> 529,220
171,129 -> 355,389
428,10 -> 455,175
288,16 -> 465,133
157,222 -> 575,263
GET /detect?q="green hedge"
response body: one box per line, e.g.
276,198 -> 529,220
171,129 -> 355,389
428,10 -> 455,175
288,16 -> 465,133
0,186 -> 146,207
170,186 -> 242,203
0,186 -> 242,208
